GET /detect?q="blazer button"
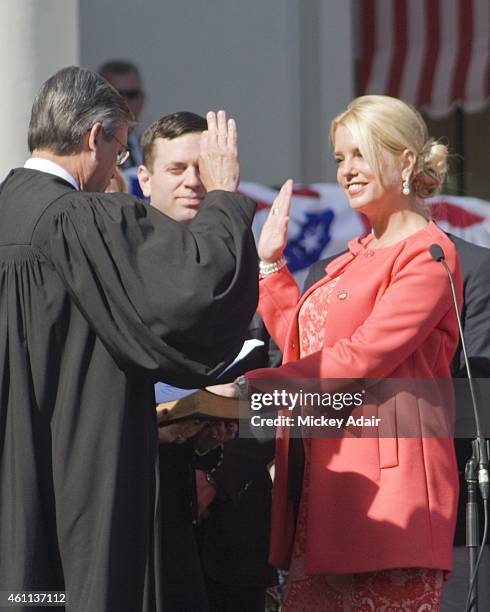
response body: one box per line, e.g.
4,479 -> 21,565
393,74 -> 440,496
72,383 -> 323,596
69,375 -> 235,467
364,249 -> 374,257
338,290 -> 348,300
291,341 -> 296,350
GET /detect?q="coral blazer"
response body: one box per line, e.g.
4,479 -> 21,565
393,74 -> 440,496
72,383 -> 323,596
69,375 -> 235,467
248,221 -> 462,574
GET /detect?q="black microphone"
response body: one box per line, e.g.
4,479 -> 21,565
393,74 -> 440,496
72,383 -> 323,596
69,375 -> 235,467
429,243 -> 445,262
429,243 -> 489,612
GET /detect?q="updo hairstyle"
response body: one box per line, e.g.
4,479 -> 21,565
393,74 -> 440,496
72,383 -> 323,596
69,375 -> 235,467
331,95 -> 447,199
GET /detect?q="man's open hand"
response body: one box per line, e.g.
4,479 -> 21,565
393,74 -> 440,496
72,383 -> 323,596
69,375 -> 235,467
199,110 -> 239,192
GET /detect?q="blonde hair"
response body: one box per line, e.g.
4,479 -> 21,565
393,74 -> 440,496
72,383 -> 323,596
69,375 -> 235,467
331,95 -> 447,199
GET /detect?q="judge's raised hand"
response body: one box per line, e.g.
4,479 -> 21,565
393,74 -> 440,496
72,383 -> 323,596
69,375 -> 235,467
199,110 -> 239,192
257,179 -> 293,263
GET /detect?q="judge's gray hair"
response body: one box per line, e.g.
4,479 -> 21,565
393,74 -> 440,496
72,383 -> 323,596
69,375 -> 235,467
28,66 -> 134,155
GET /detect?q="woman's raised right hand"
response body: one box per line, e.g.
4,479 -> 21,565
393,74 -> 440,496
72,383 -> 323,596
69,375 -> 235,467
257,179 -> 293,263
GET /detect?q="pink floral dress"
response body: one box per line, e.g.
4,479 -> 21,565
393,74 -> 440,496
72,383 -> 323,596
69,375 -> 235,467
282,274 -> 444,612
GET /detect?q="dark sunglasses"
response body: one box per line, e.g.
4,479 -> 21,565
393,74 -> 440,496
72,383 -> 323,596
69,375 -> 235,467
117,89 -> 144,100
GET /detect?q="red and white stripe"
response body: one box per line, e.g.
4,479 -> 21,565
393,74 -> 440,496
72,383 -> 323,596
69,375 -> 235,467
360,0 -> 490,117
466,0 -> 490,111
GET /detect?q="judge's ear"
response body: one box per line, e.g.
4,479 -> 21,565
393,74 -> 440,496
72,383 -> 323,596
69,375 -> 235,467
87,123 -> 104,153
137,164 -> 152,198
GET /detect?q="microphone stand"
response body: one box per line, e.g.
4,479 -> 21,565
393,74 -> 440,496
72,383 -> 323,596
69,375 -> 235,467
465,436 -> 489,612
457,319 -> 490,612
429,245 -> 489,612
465,444 -> 480,611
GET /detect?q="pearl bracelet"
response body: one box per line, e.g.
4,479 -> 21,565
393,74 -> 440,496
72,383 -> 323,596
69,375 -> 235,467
259,256 -> 287,278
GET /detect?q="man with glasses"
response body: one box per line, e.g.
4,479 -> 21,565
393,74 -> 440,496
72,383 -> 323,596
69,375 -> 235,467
0,66 -> 258,612
99,59 -> 146,194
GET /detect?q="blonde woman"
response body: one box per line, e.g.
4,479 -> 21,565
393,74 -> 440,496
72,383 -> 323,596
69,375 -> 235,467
248,96 -> 462,610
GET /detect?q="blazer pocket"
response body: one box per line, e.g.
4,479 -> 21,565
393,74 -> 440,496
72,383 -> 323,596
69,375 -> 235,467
377,395 -> 399,468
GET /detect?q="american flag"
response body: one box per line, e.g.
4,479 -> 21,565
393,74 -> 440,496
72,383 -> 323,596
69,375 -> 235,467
359,0 -> 490,118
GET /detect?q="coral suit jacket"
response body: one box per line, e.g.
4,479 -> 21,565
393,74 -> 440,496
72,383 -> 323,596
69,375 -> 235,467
247,221 -> 462,575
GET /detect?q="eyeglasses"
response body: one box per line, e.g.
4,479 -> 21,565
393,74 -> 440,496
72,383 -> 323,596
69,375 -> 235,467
117,89 -> 143,100
113,135 -> 130,166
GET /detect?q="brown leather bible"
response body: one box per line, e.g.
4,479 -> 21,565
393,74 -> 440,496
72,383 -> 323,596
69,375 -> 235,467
157,389 -> 242,425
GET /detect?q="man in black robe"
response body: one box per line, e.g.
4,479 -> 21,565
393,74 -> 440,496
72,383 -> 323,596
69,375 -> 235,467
0,66 -> 258,612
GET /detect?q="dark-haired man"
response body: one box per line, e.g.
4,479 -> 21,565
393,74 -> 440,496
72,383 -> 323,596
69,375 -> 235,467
0,67 -> 258,612
138,111 -> 207,222
99,60 -> 145,119
139,112 -> 278,612
98,59 -> 146,194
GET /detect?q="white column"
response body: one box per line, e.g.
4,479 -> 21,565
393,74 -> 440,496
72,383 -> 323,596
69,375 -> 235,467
301,0 -> 354,182
0,0 -> 79,180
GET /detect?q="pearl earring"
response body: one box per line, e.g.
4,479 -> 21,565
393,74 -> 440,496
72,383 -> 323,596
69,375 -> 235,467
402,178 -> 410,196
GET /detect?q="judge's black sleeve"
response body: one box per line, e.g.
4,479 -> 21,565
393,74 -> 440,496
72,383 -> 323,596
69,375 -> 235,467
33,189 -> 258,386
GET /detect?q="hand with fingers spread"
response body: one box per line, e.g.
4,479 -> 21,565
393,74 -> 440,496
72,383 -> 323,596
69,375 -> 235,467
199,110 -> 239,192
257,178 -> 293,263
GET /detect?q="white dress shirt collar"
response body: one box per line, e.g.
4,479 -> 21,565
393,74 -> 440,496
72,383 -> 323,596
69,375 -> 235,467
24,157 -> 79,191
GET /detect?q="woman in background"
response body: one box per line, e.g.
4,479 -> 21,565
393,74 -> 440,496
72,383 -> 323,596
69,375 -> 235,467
249,95 -> 462,610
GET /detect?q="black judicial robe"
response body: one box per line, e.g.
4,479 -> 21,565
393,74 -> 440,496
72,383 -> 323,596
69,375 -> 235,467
0,168 -> 258,612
